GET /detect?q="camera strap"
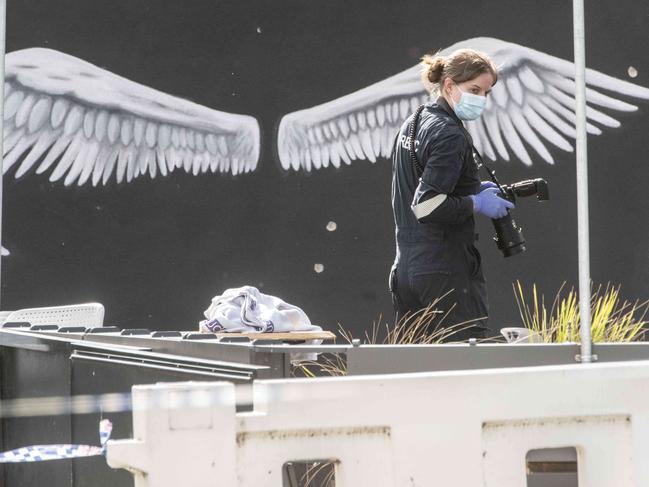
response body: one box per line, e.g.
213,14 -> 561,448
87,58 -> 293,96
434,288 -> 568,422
409,104 -> 504,189
407,105 -> 427,177
458,125 -> 505,190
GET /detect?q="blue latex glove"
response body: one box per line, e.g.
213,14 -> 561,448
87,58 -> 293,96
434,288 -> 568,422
479,180 -> 498,192
470,187 -> 515,219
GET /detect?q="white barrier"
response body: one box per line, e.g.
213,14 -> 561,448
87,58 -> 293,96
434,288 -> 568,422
1,303 -> 105,327
107,359 -> 649,486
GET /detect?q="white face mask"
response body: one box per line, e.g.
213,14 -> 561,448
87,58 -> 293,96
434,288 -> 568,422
450,83 -> 487,121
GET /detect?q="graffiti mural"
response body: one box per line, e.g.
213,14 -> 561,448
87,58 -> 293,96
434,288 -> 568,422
278,37 -> 649,171
8,38 -> 649,191
4,48 -> 260,186
3,0 -> 649,335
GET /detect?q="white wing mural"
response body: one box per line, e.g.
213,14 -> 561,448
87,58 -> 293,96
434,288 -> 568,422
1,48 -> 261,256
278,37 -> 649,170
3,48 -> 260,185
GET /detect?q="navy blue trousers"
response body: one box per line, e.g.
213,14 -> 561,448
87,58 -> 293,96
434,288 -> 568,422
390,237 -> 490,342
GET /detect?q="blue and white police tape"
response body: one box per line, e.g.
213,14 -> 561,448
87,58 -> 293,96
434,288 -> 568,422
0,419 -> 112,463
0,385 -> 253,418
0,392 -> 132,418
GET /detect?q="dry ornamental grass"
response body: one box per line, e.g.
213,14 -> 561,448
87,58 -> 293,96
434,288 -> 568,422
296,291 -> 488,378
514,281 -> 648,343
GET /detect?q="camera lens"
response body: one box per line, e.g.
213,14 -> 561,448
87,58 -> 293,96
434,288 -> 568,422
493,214 -> 526,258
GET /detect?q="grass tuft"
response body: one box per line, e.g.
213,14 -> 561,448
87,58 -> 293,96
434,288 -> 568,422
295,292 -> 487,378
514,281 -> 648,343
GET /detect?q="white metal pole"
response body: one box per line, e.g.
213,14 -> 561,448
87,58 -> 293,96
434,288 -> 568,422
573,0 -> 593,362
0,0 -> 6,310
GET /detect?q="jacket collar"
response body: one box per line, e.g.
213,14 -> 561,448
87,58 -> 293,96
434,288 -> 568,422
435,96 -> 463,126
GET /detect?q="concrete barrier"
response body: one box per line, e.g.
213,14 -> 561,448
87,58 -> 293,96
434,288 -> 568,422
107,359 -> 649,486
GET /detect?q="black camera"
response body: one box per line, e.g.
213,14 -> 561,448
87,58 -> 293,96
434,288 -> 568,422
492,178 -> 549,257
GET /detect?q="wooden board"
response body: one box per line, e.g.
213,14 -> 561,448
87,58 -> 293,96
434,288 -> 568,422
210,331 -> 336,341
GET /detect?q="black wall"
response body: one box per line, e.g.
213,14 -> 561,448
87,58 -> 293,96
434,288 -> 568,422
3,0 -> 649,337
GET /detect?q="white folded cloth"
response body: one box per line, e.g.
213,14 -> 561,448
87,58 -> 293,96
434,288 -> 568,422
199,286 -> 321,334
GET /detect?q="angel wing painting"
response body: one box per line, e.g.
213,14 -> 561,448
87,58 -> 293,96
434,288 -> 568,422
6,38 -> 648,183
3,48 -> 260,186
3,37 -> 649,256
0,48 -> 261,255
278,37 -> 649,171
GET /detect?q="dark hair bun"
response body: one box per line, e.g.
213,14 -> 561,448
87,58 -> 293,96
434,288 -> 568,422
421,54 -> 446,84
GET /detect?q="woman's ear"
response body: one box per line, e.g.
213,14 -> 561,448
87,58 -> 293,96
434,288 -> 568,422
443,78 -> 453,97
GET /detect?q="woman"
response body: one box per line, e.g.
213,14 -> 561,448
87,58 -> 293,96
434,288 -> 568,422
389,48 -> 513,340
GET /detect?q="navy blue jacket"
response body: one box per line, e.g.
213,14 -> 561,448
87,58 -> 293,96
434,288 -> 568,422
391,97 -> 481,244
